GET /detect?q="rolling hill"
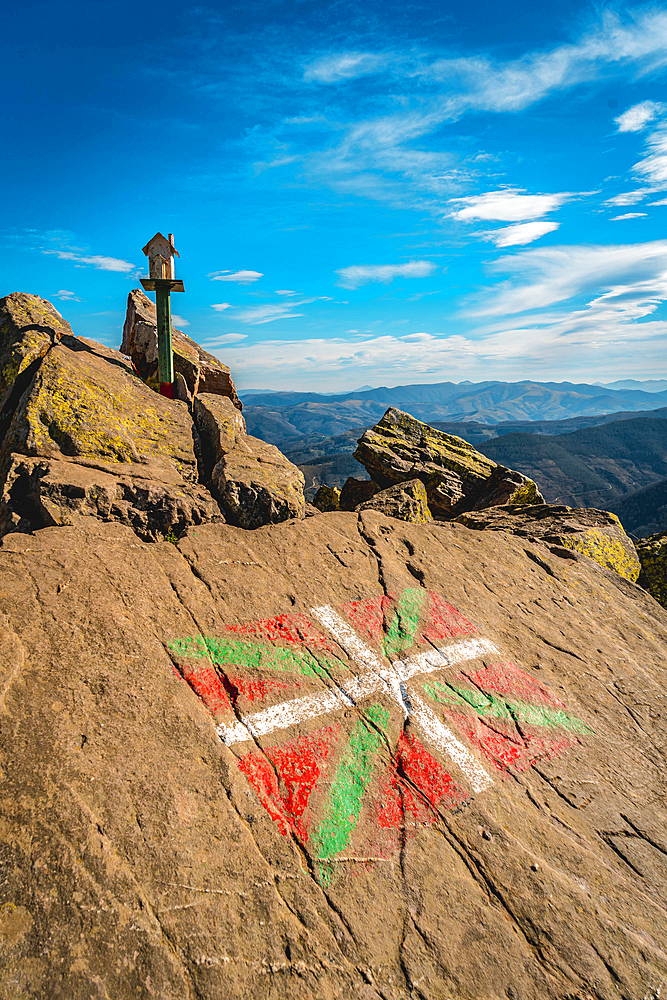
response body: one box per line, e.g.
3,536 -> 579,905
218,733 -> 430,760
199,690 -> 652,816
241,379 -> 667,451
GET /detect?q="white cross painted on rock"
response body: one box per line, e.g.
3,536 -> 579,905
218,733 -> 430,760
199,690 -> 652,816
217,605 -> 495,793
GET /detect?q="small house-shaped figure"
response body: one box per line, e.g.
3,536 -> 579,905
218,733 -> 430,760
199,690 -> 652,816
142,232 -> 179,280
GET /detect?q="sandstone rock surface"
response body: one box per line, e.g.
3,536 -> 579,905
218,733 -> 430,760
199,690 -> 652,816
0,513 -> 666,999
356,477 -> 433,522
455,503 -> 641,582
121,289 -> 242,408
354,407 -> 544,518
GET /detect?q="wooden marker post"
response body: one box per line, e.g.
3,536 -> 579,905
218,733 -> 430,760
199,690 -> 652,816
140,232 -> 184,398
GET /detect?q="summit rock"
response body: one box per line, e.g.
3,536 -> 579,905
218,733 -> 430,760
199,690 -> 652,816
354,407 -> 544,518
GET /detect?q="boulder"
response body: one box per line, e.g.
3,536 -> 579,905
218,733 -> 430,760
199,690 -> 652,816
193,392 -> 247,479
455,503 -> 641,582
635,531 -> 667,608
356,477 -> 433,522
339,476 -> 381,510
0,329 -> 223,540
354,407 -> 543,518
210,435 -> 306,529
0,292 -> 71,415
2,513 -> 667,998
121,289 -> 242,408
312,484 -> 341,511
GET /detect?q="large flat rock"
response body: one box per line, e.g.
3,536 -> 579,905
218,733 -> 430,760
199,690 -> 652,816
0,512 -> 665,998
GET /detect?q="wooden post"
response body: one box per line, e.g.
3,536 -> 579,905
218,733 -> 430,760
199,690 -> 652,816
140,232 -> 185,398
155,280 -> 175,394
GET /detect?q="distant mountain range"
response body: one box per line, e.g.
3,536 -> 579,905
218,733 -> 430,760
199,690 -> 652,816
478,416 -> 667,511
241,379 -> 667,450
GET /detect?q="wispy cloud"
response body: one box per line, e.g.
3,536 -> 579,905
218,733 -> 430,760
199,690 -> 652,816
604,188 -> 652,206
201,333 -> 248,346
611,212 -> 647,220
471,239 -> 667,318
233,296 -> 331,324
336,260 -> 436,289
52,289 -> 80,301
615,100 -> 665,132
209,269 -> 264,283
223,240 -> 667,389
450,190 -> 569,222
632,122 -> 667,186
211,302 -> 233,311
171,314 -> 189,327
275,289 -> 298,296
293,10 -> 667,213
304,52 -> 389,84
482,221 -> 560,247
43,250 -> 135,273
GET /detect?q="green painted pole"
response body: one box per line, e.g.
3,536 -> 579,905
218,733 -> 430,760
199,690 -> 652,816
155,280 -> 174,397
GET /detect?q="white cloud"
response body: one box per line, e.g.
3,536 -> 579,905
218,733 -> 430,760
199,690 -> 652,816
53,289 -> 80,301
201,333 -> 248,346
481,221 -> 560,247
471,240 -> 667,319
171,314 -> 189,327
450,189 -> 568,222
336,260 -> 436,289
650,197 -> 667,205
632,123 -> 667,186
611,212 -> 647,220
222,240 -> 667,390
209,270 -> 264,283
615,101 -> 664,132
304,52 -> 388,83
291,10 -> 667,214
43,250 -> 135,273
275,289 -> 298,296
211,302 -> 233,311
234,297 -> 331,325
604,189 -> 652,206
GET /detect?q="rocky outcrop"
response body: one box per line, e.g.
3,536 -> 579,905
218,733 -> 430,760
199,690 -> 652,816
635,531 -> 667,608
455,503 -> 641,582
0,295 -> 307,540
2,513 -> 667,998
354,407 -> 543,518
356,477 -> 432,522
121,289 -> 242,408
0,335 -> 220,540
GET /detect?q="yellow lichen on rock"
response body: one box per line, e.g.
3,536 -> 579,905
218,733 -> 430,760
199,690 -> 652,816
634,532 -> 667,608
2,342 -> 201,483
558,526 -> 641,582
0,293 -> 72,407
455,503 -> 640,582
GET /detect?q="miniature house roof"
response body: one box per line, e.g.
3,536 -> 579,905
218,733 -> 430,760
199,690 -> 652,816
141,232 -> 180,259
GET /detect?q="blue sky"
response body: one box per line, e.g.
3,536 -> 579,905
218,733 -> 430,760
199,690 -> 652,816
4,1 -> 667,390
